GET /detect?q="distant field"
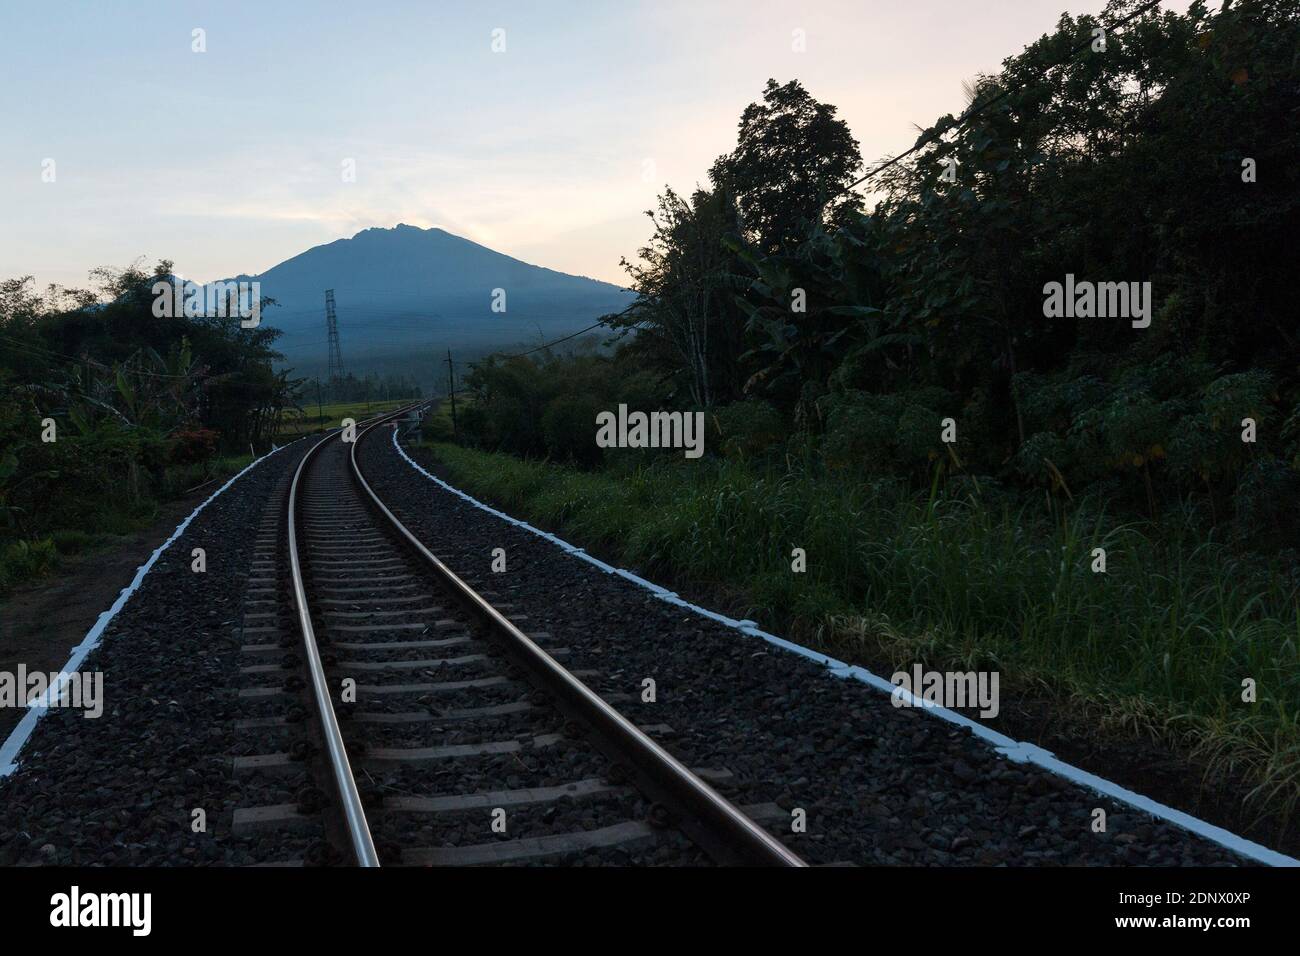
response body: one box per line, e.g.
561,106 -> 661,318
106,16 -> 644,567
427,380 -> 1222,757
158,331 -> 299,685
277,399 -> 417,440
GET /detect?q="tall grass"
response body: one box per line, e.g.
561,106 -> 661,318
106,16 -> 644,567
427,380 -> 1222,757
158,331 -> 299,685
0,452 -> 256,598
423,441 -> 1300,823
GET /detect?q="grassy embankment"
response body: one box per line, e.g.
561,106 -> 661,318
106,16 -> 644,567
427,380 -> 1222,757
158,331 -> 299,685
0,452 -> 254,598
412,438 -> 1300,824
2,393 -> 420,597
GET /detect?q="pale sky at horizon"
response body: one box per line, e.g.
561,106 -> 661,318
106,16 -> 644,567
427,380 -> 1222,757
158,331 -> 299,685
2,0 -> 1196,292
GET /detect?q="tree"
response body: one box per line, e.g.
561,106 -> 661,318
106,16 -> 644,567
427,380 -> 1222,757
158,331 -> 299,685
615,187 -> 747,407
710,79 -> 863,255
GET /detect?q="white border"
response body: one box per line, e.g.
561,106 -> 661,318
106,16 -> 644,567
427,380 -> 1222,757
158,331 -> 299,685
0,443 -> 291,777
391,429 -> 1299,867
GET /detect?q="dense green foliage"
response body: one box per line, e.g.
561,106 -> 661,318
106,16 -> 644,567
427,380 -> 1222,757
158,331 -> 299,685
449,0 -> 1300,817
456,349 -> 661,465
464,0 -> 1299,535
0,261 -> 295,592
421,439 -> 1300,819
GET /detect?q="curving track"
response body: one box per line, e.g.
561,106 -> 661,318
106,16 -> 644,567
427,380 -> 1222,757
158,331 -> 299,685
0,404 -> 1278,867
276,406 -> 803,866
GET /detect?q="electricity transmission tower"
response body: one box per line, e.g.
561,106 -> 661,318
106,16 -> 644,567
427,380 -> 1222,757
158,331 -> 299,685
325,289 -> 345,385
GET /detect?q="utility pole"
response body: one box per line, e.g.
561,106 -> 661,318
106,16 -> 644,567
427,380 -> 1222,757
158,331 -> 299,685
445,349 -> 458,440
315,377 -> 324,428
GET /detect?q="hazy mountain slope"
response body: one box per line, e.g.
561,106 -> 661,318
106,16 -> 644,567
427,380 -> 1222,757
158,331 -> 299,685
217,224 -> 632,376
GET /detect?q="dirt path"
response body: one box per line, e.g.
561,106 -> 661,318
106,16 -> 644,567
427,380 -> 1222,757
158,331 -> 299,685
0,493 -> 207,739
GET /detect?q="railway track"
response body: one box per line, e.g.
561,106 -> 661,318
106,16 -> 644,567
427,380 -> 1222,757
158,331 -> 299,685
243,405 -> 804,866
0,404 -> 1274,868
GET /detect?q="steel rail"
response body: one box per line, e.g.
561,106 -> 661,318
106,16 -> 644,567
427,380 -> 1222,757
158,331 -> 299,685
351,410 -> 807,867
286,406 -> 421,866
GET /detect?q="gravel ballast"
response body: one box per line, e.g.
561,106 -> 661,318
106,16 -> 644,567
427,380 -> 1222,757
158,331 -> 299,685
0,440 -> 324,866
304,435 -> 713,866
0,423 -> 1265,867
362,429 -> 1254,867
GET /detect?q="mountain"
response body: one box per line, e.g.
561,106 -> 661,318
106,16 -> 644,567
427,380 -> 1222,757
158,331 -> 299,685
214,224 -> 633,380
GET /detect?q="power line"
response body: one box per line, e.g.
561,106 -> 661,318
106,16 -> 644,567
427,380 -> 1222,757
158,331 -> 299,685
497,321 -> 609,357
451,6 -> 1166,364
265,285 -> 630,300
0,332 -> 197,380
489,301 -> 646,359
0,333 -> 289,395
285,316 -> 629,368
834,0 -> 1165,201
267,305 -> 614,320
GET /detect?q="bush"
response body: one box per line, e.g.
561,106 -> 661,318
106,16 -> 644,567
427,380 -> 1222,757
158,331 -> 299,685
0,537 -> 58,593
50,528 -> 96,555
541,394 -> 604,466
169,427 -> 219,465
421,412 -> 456,443
821,388 -> 956,478
710,400 -> 785,460
1232,456 -> 1300,550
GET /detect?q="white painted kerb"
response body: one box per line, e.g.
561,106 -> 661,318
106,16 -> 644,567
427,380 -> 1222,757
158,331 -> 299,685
390,429 -> 1298,867
0,444 -> 289,777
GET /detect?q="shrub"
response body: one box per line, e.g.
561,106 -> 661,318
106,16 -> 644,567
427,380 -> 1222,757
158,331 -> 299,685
821,388 -> 956,477
50,528 -> 96,555
541,394 -> 604,466
1231,456 -> 1300,550
0,537 -> 58,592
421,412 -> 456,443
710,400 -> 785,460
169,427 -> 219,465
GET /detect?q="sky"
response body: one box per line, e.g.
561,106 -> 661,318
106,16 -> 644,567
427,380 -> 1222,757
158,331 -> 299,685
1,0 -> 1189,292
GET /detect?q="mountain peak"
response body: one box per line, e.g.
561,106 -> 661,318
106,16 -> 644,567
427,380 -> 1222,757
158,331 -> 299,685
226,224 -> 632,376
352,222 -> 443,239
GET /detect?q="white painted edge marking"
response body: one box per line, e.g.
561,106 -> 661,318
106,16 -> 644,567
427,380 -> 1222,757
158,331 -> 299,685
0,442 -> 293,777
391,429 -> 1299,867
